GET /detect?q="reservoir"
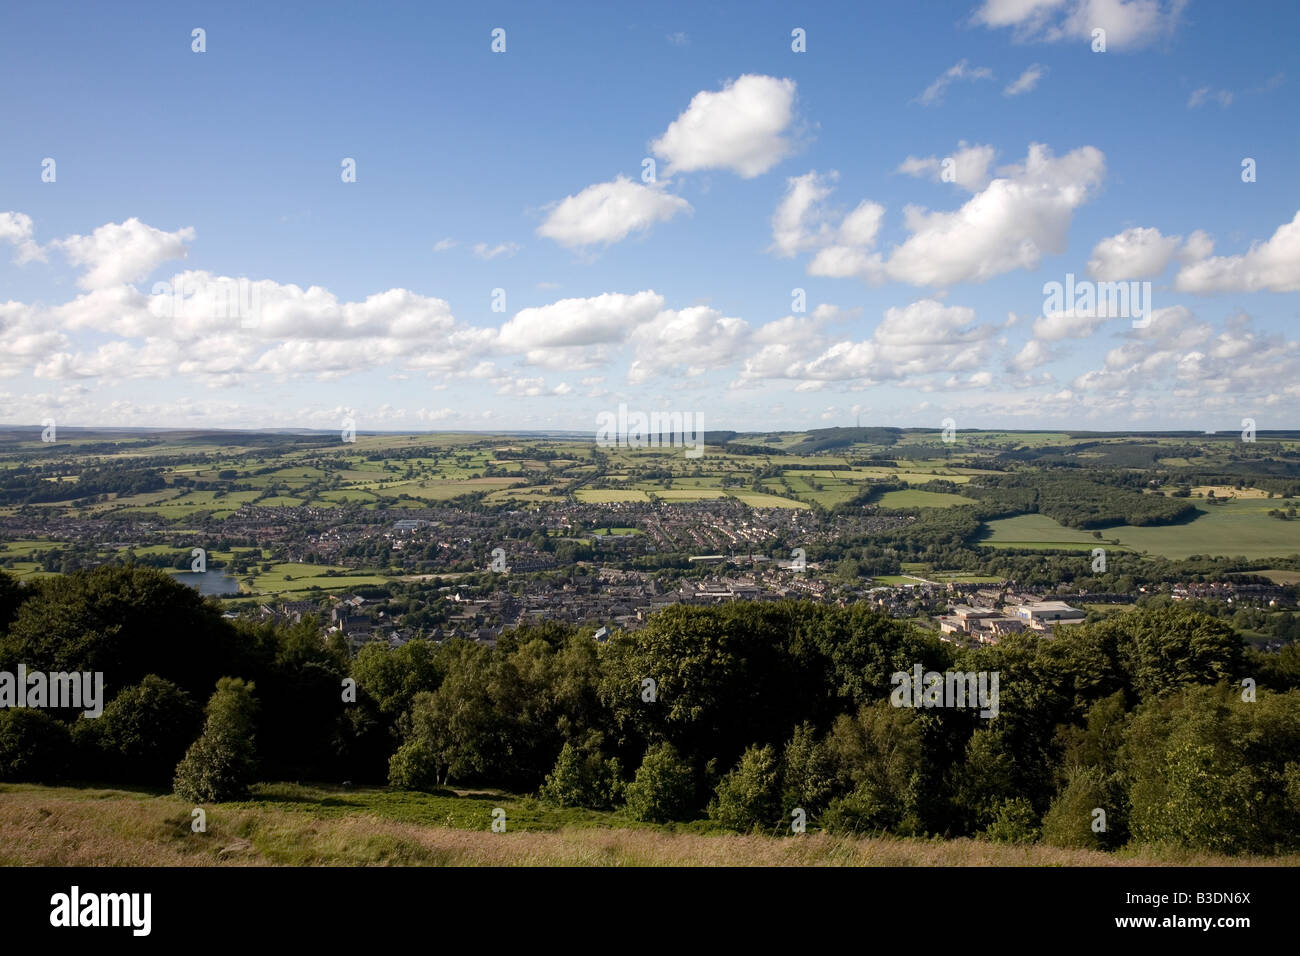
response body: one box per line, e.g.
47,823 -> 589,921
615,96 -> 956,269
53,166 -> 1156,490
172,570 -> 242,597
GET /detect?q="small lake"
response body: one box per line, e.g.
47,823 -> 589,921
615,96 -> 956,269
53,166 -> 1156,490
172,570 -> 242,596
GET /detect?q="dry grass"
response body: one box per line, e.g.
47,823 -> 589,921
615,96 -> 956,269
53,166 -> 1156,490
2,784 -> 1296,866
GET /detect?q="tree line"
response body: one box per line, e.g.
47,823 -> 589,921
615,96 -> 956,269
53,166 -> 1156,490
0,566 -> 1298,853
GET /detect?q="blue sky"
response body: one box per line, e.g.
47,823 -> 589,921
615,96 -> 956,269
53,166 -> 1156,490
2,0 -> 1298,433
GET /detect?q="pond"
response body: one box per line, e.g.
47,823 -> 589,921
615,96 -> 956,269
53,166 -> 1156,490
172,570 -> 242,597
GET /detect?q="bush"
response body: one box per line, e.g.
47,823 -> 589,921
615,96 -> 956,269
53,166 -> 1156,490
539,741 -> 622,809
624,743 -> 695,823
80,675 -> 201,785
0,708 -> 72,782
820,787 -> 924,837
387,738 -> 442,791
1041,766 -> 1114,850
172,677 -> 258,802
782,722 -> 837,815
709,744 -> 783,833
1121,686 -> 1300,854
822,701 -> 924,833
983,797 -> 1041,844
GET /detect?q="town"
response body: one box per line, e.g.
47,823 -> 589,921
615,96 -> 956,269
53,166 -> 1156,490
0,427 -> 1296,656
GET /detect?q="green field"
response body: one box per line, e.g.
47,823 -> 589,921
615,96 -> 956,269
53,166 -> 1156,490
875,489 -> 972,509
243,563 -> 393,596
1259,569 -> 1300,585
978,515 -> 1107,551
729,492 -> 809,509
575,489 -> 650,503
980,502 -> 1300,559
1108,501 -> 1300,559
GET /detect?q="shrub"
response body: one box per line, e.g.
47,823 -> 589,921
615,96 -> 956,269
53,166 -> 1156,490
81,675 -> 201,785
539,741 -> 622,809
1121,686 -> 1300,854
387,738 -> 442,792
709,744 -> 783,833
983,797 -> 1041,844
782,722 -> 837,815
172,677 -> 258,802
1041,766 -> 1114,850
0,708 -> 72,783
624,743 -> 695,823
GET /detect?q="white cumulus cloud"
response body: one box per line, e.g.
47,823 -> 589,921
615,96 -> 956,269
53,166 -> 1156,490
973,0 -> 1186,50
537,177 -> 691,248
54,217 -> 195,290
651,74 -> 797,178
1087,226 -> 1181,280
1174,210 -> 1300,293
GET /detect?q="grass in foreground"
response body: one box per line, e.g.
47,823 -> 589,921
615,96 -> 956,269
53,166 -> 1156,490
1,783 -> 1295,867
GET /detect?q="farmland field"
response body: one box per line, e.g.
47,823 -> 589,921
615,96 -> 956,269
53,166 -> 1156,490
876,489 -> 972,509
730,492 -> 809,509
575,489 -> 650,503
1108,500 -> 1300,559
977,515 -> 1106,551
980,502 -> 1300,560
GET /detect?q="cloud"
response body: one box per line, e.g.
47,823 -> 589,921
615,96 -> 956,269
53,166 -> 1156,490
494,376 -> 572,398
497,290 -> 664,368
731,305 -> 857,386
916,60 -> 993,106
806,203 -> 886,277
53,218 -> 195,290
819,143 -> 1105,286
1030,306 -> 1117,343
667,32 -> 689,46
1180,229 -> 1213,261
26,256 -> 498,385
769,171 -> 885,273
433,238 -> 458,252
650,74 -> 797,178
1010,338 -> 1054,371
1087,226 -> 1181,279
472,241 -> 521,260
769,171 -> 838,256
1188,87 -> 1232,108
738,299 -> 998,387
971,0 -> 1069,32
0,212 -> 46,264
1255,72 -> 1285,93
897,143 -> 996,191
54,218 -> 196,291
1174,210 -> 1300,294
537,177 -> 691,248
973,0 -> 1187,50
1070,307 -> 1300,406
0,301 -> 69,376
838,202 -> 886,247
1004,64 -> 1047,95
628,306 -> 750,383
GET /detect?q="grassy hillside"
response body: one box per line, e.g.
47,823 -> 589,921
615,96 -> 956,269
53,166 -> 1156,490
1,783 -> 1293,867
